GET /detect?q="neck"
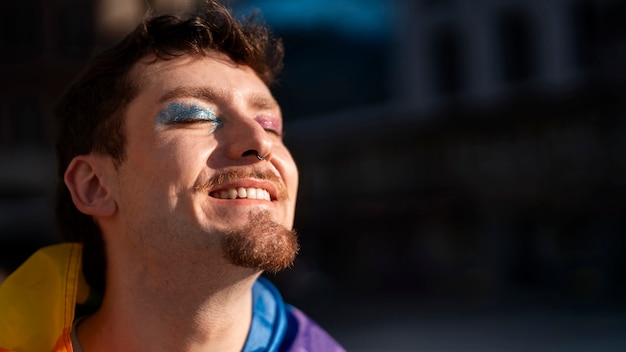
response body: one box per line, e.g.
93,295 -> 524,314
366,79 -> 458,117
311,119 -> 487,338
77,260 -> 260,352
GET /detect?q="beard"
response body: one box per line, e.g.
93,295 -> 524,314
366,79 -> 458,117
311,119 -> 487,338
221,210 -> 299,273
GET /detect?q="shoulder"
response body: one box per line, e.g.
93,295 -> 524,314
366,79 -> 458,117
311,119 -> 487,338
279,305 -> 346,352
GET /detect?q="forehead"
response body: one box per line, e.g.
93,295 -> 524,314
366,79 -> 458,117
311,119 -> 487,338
129,52 -> 276,105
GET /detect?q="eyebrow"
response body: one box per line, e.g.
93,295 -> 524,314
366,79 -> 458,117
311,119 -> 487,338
158,86 -> 280,111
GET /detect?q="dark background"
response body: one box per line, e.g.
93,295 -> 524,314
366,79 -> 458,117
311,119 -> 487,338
1,0 -> 625,350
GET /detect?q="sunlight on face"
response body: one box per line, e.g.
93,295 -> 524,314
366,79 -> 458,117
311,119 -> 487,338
110,54 -> 300,274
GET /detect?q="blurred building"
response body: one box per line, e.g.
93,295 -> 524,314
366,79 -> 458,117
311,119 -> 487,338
0,0 -> 96,272
279,0 -> 626,310
0,0 -> 151,273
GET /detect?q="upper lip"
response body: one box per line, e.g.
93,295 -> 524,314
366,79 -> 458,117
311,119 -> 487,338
208,179 -> 279,200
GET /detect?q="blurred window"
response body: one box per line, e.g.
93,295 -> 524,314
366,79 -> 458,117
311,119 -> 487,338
600,0 -> 626,42
0,1 -> 45,64
0,102 -> 9,145
59,0 -> 95,59
496,10 -> 535,83
420,0 -> 454,11
11,97 -> 45,146
571,0 -> 597,68
431,25 -> 464,96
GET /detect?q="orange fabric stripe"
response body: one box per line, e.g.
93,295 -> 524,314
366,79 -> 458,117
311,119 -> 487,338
51,328 -> 72,352
60,244 -> 80,350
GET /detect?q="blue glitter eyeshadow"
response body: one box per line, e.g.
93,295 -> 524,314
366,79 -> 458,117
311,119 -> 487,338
156,103 -> 221,128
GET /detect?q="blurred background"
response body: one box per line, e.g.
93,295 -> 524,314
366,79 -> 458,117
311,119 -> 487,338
1,0 -> 625,350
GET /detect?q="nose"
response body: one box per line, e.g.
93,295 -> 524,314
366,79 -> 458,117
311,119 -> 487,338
223,117 -> 273,162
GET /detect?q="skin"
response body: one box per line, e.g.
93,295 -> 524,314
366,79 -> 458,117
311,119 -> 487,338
64,52 -> 299,351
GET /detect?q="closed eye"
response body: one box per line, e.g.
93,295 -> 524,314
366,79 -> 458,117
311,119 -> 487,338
156,103 -> 222,129
254,115 -> 283,137
169,116 -> 222,125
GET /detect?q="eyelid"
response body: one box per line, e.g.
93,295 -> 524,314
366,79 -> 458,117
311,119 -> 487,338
156,102 -> 222,127
254,115 -> 283,136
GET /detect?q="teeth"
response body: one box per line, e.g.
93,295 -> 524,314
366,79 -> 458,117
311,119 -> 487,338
211,187 -> 271,200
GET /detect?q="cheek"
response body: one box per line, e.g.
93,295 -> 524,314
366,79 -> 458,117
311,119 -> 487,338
274,148 -> 299,196
155,136 -> 212,171
124,136 -> 212,198
289,165 -> 299,198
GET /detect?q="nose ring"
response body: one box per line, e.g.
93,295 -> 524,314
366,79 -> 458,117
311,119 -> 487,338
256,152 -> 268,161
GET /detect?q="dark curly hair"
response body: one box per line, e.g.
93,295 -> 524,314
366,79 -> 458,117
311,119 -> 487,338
54,0 -> 284,293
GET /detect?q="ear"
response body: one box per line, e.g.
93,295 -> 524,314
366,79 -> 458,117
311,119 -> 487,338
64,155 -> 117,217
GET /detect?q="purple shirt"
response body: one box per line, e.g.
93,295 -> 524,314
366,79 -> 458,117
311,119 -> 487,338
245,277 -> 345,352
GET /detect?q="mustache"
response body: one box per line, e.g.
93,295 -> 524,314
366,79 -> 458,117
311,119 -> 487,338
193,167 -> 288,199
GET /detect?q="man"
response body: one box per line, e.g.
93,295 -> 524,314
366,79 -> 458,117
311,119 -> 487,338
0,1 -> 344,351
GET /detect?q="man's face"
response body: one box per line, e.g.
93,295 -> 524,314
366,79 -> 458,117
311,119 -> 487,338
110,53 -> 299,272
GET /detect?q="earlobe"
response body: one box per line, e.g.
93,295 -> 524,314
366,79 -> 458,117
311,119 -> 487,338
64,156 -> 117,217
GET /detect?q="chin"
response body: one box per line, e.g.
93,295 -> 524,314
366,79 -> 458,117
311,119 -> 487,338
221,210 -> 299,273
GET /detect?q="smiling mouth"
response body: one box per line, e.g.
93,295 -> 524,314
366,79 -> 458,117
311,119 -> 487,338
210,187 -> 272,201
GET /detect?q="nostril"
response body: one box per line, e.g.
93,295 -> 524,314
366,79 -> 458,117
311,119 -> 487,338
242,150 -> 257,158
242,149 -> 268,160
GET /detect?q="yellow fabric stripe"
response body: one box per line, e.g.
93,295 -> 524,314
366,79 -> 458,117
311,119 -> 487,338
0,243 -> 86,352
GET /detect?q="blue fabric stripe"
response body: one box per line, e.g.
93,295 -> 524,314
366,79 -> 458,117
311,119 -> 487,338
242,276 -> 287,352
